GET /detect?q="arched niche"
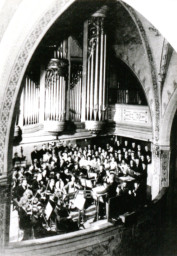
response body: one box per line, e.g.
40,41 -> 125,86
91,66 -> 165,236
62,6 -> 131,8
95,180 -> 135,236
107,57 -> 148,106
0,0 -> 168,249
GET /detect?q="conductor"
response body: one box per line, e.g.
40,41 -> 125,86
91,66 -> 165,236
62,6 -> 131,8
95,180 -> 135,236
96,174 -> 117,200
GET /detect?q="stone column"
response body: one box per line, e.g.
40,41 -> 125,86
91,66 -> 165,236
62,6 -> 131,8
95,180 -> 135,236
151,143 -> 170,199
0,181 -> 11,253
160,146 -> 170,188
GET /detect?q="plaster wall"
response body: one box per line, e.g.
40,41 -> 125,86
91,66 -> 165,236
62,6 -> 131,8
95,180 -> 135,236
136,12 -> 165,78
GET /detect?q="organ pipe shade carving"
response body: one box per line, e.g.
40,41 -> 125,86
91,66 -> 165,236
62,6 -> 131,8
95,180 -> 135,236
46,58 -> 68,80
85,14 -> 107,123
70,63 -> 82,89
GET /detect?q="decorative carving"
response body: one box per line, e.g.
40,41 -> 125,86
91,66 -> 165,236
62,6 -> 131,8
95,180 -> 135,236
152,144 -> 160,158
113,104 -> 151,127
0,185 -> 10,248
148,26 -> 160,36
88,17 -> 100,58
77,236 -> 115,256
46,58 -> 68,80
160,149 -> 170,187
0,203 -> 6,248
159,40 -> 173,87
123,109 -> 148,124
70,62 -> 82,89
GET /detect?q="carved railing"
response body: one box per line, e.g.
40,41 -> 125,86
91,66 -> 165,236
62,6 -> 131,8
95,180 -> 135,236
108,104 -> 152,127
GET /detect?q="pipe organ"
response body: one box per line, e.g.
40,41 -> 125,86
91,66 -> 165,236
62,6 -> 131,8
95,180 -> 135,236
16,7 -> 109,135
83,6 -> 108,131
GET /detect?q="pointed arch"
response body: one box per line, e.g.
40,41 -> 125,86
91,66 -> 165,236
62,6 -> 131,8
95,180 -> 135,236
119,1 -> 159,142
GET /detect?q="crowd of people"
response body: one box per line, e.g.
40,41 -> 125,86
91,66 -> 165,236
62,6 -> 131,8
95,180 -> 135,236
12,137 -> 152,240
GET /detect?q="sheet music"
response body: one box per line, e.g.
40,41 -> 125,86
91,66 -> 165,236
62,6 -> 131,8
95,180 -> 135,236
44,201 -> 53,220
73,192 -> 86,210
119,175 -> 135,182
80,178 -> 93,188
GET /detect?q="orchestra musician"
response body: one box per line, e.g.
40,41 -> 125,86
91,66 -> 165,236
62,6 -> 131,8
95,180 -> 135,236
14,178 -> 28,201
64,175 -> 81,195
18,197 -> 32,239
55,173 -> 65,197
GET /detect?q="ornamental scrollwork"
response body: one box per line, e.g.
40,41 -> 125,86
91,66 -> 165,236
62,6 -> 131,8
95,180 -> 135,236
70,62 -> 82,89
88,17 -> 104,59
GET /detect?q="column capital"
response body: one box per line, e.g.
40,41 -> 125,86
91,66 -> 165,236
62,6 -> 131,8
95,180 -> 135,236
151,141 -> 170,199
151,143 -> 170,157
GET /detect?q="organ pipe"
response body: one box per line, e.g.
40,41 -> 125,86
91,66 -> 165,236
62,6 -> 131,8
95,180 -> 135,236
86,59 -> 90,120
90,48 -> 94,120
94,18 -> 99,121
18,76 -> 39,126
69,63 -> 82,122
102,34 -> 107,120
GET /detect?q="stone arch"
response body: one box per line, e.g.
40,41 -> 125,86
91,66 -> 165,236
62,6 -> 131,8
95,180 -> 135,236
160,88 -> 177,146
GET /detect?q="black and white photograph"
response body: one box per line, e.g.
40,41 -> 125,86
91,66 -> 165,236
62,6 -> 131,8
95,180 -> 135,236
0,0 -> 177,255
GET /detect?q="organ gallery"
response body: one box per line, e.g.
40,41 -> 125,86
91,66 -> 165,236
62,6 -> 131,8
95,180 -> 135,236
0,1 -> 177,256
